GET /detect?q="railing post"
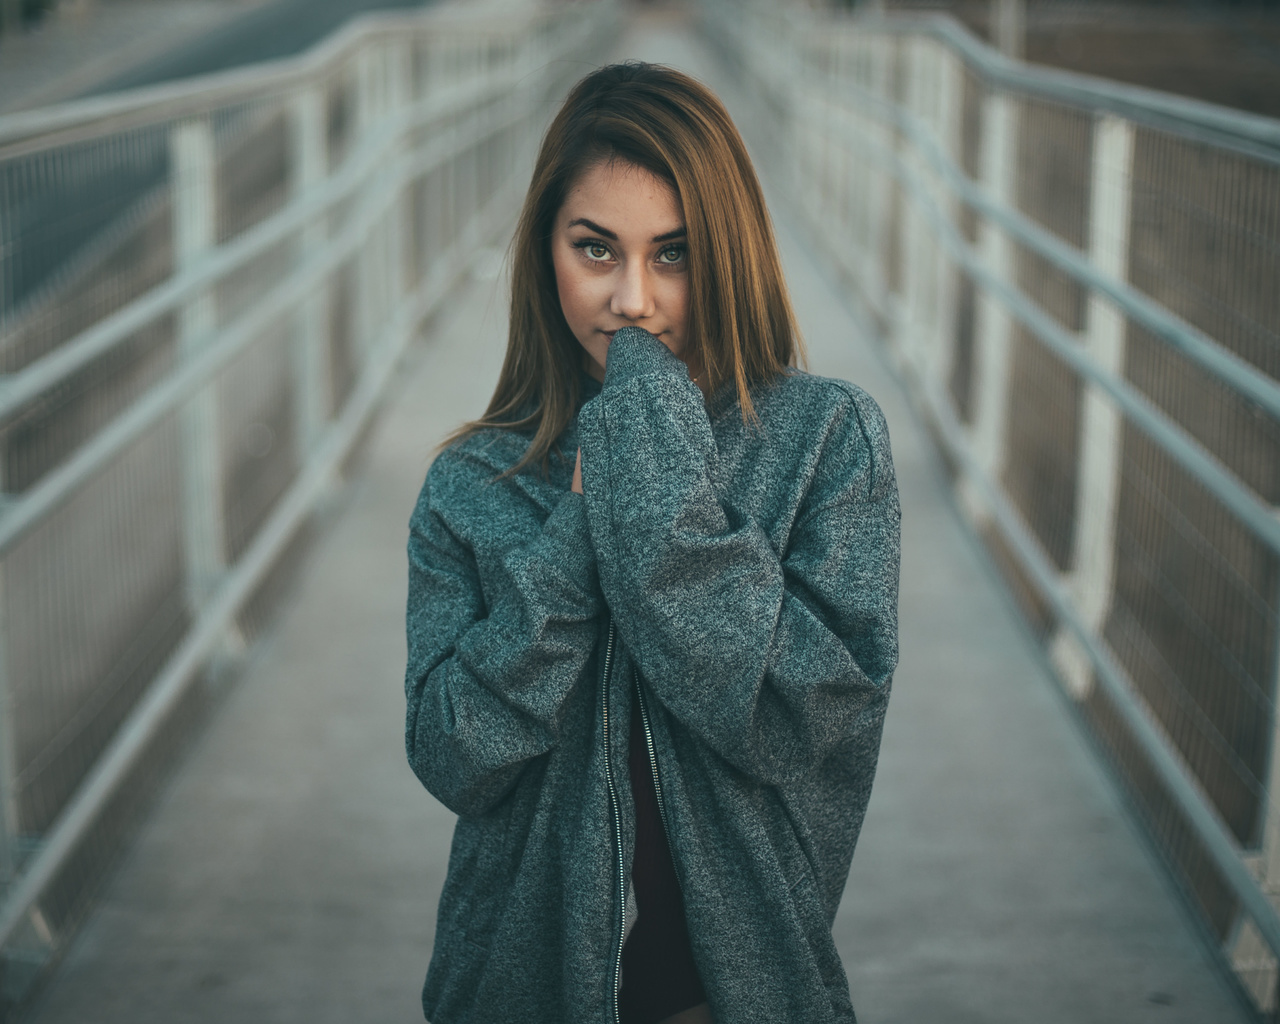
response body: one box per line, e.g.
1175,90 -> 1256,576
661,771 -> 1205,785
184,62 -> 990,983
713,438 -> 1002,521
171,119 -> 227,609
1269,582 -> 1280,875
962,90 -> 1017,522
0,358 -> 16,889
894,38 -> 932,374
897,35 -> 961,387
931,45 -> 965,398
865,34 -> 894,311
459,39 -> 481,244
386,37 -> 413,318
353,43 -> 379,367
795,51 -> 828,243
1050,114 -> 1134,700
291,86 -> 331,458
0,573 -> 17,886
1240,499 -> 1280,1004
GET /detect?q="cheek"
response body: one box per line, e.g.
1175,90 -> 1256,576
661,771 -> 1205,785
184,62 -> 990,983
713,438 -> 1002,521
663,277 -> 691,347
551,250 -> 575,317
552,252 -> 592,328
674,279 -> 690,323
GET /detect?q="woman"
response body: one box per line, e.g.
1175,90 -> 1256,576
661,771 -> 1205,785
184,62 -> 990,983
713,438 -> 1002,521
405,62 -> 900,1024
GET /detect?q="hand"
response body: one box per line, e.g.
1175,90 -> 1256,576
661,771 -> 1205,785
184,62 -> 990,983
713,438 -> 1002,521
572,447 -> 583,494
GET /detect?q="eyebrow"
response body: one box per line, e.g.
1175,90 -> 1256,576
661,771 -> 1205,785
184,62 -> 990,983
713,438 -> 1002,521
566,218 -> 686,243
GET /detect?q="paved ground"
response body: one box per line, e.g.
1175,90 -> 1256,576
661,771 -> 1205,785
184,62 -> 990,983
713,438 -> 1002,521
15,7 -> 1255,1024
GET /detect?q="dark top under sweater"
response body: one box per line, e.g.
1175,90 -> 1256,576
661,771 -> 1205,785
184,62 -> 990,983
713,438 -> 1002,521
620,690 -> 706,1024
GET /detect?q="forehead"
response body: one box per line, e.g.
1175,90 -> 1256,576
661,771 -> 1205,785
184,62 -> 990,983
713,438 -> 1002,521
558,160 -> 683,232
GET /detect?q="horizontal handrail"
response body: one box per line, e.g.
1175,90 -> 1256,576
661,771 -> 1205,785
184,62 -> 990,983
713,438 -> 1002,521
818,83 -> 1280,424
0,164 -> 525,958
0,69 -> 517,424
0,7 -> 539,157
0,0 -> 615,972
710,0 -> 1280,995
0,81 -> 530,555
813,12 -> 1280,166
800,91 -> 1280,558
917,366 -> 1280,961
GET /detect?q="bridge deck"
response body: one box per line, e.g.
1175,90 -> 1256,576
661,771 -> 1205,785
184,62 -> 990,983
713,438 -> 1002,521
17,11 -> 1251,1024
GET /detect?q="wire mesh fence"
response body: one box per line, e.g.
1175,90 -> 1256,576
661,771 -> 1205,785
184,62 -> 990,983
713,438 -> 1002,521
0,0 -> 615,1011
706,0 -> 1280,1015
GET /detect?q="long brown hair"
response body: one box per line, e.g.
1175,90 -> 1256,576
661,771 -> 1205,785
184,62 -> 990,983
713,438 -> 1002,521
446,61 -> 804,475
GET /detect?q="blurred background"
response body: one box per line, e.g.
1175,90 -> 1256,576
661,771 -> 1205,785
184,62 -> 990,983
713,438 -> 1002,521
0,0 -> 1277,1021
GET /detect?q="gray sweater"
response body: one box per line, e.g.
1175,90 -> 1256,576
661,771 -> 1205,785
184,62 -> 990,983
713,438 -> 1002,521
405,326 -> 900,1023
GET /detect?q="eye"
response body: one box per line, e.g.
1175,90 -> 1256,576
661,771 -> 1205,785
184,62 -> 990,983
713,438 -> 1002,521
573,240 -> 612,262
657,245 -> 686,265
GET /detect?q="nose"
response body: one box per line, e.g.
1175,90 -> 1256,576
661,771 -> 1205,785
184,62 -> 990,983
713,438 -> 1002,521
610,262 -> 655,321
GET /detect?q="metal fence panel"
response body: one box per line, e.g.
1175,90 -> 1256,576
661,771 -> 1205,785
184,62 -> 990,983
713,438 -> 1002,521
0,0 -> 617,1009
705,0 -> 1280,1013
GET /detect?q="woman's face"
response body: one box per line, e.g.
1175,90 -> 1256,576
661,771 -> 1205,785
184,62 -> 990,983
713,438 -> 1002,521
551,159 -> 692,383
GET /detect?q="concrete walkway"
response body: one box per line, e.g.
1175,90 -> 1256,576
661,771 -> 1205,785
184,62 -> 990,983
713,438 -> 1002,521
18,8 -> 1251,1024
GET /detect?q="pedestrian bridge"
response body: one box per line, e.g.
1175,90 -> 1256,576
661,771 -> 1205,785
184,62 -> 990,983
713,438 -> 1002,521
0,1 -> 1275,1021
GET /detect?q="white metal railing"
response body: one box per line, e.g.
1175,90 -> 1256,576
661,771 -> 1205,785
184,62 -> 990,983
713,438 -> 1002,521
0,0 -> 615,1004
706,0 -> 1280,1013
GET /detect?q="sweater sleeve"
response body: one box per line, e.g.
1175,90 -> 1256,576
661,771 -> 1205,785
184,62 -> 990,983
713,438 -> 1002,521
578,327 -> 900,788
404,450 -> 603,816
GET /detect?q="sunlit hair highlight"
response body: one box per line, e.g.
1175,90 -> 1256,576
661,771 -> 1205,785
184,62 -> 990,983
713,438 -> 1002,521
444,61 -> 804,475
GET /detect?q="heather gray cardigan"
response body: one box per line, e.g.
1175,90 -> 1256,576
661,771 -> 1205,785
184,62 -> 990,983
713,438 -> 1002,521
405,327 -> 900,1024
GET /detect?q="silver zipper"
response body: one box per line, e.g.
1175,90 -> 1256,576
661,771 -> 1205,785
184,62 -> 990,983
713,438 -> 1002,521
634,682 -> 684,898
600,617 -> 623,1024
